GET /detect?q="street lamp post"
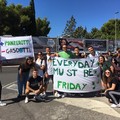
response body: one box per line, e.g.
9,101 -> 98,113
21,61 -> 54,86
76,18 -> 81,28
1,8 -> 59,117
115,11 -> 119,51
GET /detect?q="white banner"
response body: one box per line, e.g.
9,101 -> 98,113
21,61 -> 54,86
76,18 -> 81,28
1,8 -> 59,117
0,36 -> 34,60
53,57 -> 101,93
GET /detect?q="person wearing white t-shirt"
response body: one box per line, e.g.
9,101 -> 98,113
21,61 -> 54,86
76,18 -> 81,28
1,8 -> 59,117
35,52 -> 45,77
87,46 -> 100,66
35,52 -> 46,97
44,47 -> 61,98
87,46 -> 100,58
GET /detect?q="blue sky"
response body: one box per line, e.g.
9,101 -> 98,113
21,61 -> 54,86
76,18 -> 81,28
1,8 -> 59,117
8,0 -> 120,37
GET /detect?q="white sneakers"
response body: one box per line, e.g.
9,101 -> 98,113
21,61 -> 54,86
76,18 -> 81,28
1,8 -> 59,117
41,92 -> 46,98
25,97 -> 29,104
54,91 -> 61,98
0,101 -> 6,106
111,103 -> 120,108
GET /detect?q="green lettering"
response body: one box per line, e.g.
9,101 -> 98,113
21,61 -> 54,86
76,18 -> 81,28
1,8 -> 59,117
68,60 -> 73,66
62,82 -> 67,89
53,60 -> 57,66
53,68 -> 64,76
84,69 -> 89,77
70,83 -> 75,89
66,69 -> 72,76
67,82 -> 69,89
73,60 -> 78,67
58,81 -> 62,88
75,84 -> 81,90
89,69 -> 93,76
57,59 -> 63,66
78,61 -> 84,68
64,60 -> 69,66
84,61 -> 90,68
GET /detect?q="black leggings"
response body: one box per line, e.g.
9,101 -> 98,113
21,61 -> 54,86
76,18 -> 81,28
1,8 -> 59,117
0,81 -> 2,100
106,90 -> 120,104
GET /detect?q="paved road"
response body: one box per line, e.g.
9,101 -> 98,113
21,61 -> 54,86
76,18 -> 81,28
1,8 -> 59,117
0,66 -> 120,120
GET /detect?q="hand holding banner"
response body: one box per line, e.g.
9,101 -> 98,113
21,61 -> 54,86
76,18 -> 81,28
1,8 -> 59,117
53,57 -> 101,93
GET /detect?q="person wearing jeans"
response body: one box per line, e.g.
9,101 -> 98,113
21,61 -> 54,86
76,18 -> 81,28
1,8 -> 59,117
17,57 -> 34,98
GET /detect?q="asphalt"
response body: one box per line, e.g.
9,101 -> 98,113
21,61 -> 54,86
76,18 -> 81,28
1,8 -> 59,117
0,66 -> 120,120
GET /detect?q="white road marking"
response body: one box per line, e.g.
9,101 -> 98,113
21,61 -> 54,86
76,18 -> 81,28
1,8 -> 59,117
3,82 -> 120,118
2,81 -> 17,89
5,83 -> 18,91
55,98 -> 120,118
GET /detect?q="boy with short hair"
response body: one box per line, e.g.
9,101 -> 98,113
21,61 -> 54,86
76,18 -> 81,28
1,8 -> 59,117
25,68 -> 45,103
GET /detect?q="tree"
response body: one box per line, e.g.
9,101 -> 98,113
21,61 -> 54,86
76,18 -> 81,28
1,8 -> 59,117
0,0 -> 7,6
62,15 -> 76,37
73,26 -> 84,38
3,4 -> 21,35
0,0 -> 7,34
0,0 -> 51,36
29,0 -> 36,35
36,17 -> 51,36
90,28 -> 102,39
100,19 -> 120,40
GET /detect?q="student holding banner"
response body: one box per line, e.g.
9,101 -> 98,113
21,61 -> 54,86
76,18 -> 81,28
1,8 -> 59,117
56,44 -> 75,59
44,47 -> 61,98
17,57 -> 34,98
87,46 -> 100,59
56,44 -> 75,97
73,47 -> 82,58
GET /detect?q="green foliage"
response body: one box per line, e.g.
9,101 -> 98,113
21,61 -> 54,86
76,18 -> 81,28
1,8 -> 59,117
36,17 -> 51,36
62,15 -> 76,37
0,0 -> 51,36
101,19 -> 120,40
90,28 -> 102,39
0,0 -> 7,6
29,0 -> 36,35
63,17 -> 120,40
73,26 -> 84,38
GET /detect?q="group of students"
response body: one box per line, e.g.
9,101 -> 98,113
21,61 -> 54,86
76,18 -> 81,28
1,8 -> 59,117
87,46 -> 120,108
0,44 -> 120,107
17,47 -> 56,103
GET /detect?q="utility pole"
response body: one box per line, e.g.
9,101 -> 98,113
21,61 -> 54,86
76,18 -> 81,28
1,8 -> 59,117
114,11 -> 119,51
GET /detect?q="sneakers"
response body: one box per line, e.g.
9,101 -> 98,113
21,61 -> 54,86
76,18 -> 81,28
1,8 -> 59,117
111,104 -> 117,108
116,103 -> 120,108
34,95 -> 45,101
61,93 -> 67,98
54,91 -> 61,98
41,92 -> 46,98
25,97 -> 29,104
0,101 -> 6,106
